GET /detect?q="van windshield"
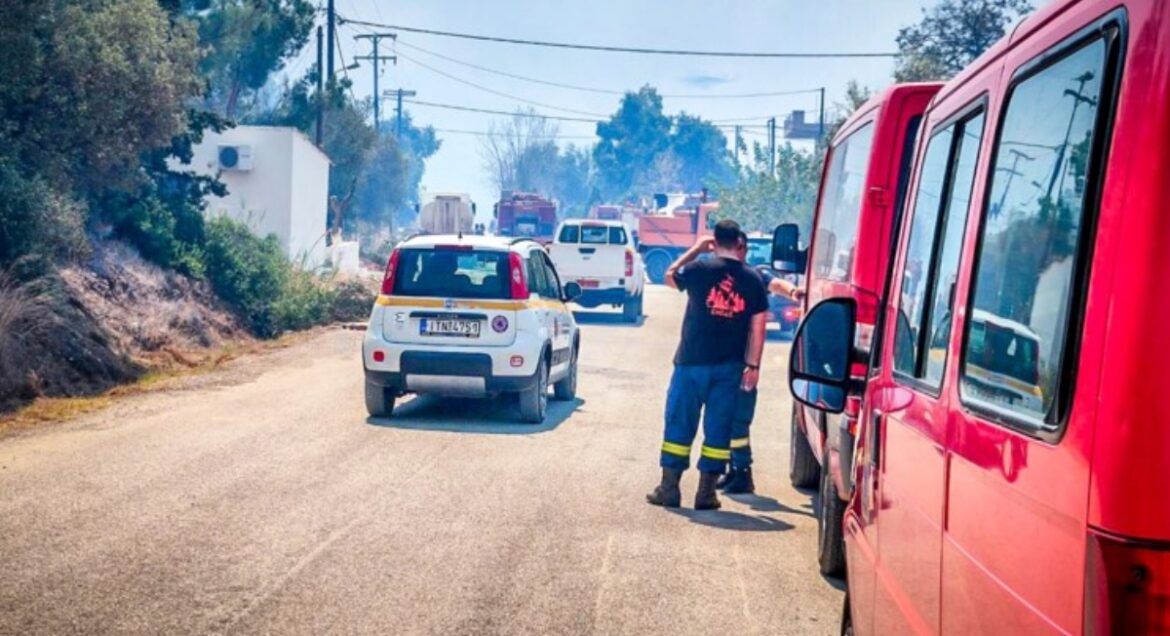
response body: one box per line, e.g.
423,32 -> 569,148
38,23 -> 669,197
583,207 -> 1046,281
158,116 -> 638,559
746,239 -> 770,267
393,249 -> 511,299
813,122 -> 876,282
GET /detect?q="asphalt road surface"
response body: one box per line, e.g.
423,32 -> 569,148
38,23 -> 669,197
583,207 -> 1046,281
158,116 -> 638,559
0,285 -> 843,635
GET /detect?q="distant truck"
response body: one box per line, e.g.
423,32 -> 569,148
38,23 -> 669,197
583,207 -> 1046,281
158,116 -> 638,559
636,191 -> 720,284
494,192 -> 558,243
418,193 -> 475,235
588,203 -> 642,239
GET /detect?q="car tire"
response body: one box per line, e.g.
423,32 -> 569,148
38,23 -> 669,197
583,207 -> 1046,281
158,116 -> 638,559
553,345 -> 578,401
644,251 -> 672,285
841,593 -> 853,636
622,292 -> 640,323
789,406 -> 820,489
518,357 -> 549,423
818,457 -> 848,578
364,381 -> 396,418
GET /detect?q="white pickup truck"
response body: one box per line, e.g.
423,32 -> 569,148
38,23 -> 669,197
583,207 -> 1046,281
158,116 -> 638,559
548,219 -> 645,322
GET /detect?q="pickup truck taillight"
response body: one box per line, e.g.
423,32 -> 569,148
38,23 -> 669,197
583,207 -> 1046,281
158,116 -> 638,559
380,248 -> 401,295
625,250 -> 634,277
509,252 -> 529,300
1085,529 -> 1170,634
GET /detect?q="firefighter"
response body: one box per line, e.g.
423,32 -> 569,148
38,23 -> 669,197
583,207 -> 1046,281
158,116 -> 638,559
718,233 -> 806,494
646,221 -> 769,510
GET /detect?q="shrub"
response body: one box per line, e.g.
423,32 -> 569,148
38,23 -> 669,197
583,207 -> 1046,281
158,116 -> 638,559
270,268 -> 336,333
329,279 -> 376,322
202,217 -> 288,337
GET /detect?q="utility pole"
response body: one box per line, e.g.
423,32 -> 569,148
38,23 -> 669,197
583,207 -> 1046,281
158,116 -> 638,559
326,0 -> 336,86
389,88 -> 418,138
818,87 -> 826,145
1046,71 -> 1097,201
734,125 -> 743,172
354,33 -> 397,130
767,117 -> 777,176
315,25 -> 324,147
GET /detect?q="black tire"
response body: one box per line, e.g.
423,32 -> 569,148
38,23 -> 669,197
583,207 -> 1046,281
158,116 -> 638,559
818,458 -> 848,578
518,357 -> 549,423
553,344 -> 578,401
789,407 -> 820,489
841,593 -> 853,636
364,381 -> 396,418
622,292 -> 640,323
644,251 -> 671,284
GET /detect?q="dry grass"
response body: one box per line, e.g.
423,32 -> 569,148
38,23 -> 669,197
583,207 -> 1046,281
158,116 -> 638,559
0,271 -> 55,402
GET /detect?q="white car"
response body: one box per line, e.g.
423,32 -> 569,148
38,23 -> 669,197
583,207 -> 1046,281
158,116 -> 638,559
363,235 -> 582,423
547,219 -> 645,322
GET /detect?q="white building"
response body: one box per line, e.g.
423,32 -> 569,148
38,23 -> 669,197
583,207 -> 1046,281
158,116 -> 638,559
181,126 -> 331,269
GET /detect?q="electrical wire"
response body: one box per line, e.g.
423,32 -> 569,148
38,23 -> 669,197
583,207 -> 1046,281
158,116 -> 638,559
403,99 -> 600,123
336,16 -> 898,59
431,127 -> 598,140
394,39 -> 822,99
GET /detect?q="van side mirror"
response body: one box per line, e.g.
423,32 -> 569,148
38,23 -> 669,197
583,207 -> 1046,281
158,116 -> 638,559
771,223 -> 807,274
789,298 -> 857,414
563,282 -> 582,302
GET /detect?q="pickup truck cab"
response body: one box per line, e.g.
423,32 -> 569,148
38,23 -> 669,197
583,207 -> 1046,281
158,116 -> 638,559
772,81 -> 943,577
548,219 -> 645,323
790,0 -> 1170,631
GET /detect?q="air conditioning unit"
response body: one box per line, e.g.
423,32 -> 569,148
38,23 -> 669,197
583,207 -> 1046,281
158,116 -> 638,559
217,144 -> 253,171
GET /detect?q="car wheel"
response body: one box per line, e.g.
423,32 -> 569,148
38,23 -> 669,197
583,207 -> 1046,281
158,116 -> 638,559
518,357 -> 549,423
817,456 -> 848,577
553,345 -> 578,401
840,593 -> 853,636
644,251 -> 671,284
364,381 -> 396,418
622,292 -> 640,323
789,406 -> 820,488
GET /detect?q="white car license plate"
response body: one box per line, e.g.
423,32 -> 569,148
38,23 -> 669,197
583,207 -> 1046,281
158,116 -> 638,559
420,318 -> 481,338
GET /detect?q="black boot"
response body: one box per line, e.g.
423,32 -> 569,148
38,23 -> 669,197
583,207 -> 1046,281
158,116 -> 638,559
722,467 -> 755,494
695,471 -> 722,510
716,467 -> 732,490
646,468 -> 682,508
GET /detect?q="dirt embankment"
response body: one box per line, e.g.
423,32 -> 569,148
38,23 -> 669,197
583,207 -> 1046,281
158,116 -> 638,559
0,242 -> 248,413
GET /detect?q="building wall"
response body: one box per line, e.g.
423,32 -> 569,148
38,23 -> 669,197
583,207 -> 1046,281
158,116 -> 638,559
288,132 -> 330,268
179,126 -> 330,268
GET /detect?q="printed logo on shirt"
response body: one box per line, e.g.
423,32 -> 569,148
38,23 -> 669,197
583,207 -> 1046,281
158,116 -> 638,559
706,275 -> 746,318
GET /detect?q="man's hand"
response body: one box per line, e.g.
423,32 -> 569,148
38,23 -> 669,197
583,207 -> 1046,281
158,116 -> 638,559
666,236 -> 717,290
741,367 -> 760,391
696,236 -> 716,252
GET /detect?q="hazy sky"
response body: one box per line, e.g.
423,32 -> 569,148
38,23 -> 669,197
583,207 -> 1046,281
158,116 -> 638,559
285,1 -> 935,218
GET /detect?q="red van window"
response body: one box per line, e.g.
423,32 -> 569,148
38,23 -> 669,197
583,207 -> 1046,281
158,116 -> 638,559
812,123 -> 875,282
963,38 -> 1110,424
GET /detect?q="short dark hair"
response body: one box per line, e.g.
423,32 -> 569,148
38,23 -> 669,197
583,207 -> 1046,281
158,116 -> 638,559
713,219 -> 742,249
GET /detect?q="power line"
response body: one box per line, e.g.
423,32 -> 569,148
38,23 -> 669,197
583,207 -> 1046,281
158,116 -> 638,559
394,39 -> 822,99
404,99 -> 600,123
336,16 -> 898,58
402,98 -> 770,130
431,127 -> 598,140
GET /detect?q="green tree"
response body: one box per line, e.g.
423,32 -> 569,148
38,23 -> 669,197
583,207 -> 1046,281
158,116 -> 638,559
0,0 -> 204,265
594,86 -> 672,198
670,114 -> 734,191
176,0 -> 316,119
719,143 -> 820,235
896,0 -> 1032,82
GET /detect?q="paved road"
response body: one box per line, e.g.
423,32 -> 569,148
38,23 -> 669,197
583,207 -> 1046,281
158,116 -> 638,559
0,285 -> 842,635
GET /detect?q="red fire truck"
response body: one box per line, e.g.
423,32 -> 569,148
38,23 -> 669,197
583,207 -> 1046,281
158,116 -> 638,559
636,192 -> 719,284
493,192 -> 558,243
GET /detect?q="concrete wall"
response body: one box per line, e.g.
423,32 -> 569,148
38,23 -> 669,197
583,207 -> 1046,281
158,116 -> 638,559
180,126 -> 330,269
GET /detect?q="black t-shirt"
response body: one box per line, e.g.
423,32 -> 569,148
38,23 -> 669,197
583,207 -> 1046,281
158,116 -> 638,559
673,257 -> 769,366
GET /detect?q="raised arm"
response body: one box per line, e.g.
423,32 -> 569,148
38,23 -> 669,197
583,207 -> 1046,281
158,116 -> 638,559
665,236 -> 715,290
768,277 -> 805,302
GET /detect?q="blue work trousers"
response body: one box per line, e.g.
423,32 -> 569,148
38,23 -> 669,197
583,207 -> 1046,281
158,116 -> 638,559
731,388 -> 757,469
660,362 -> 743,473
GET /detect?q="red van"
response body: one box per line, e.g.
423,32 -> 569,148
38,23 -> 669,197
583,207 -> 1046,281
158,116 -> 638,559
772,82 -> 941,576
787,0 -> 1170,632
